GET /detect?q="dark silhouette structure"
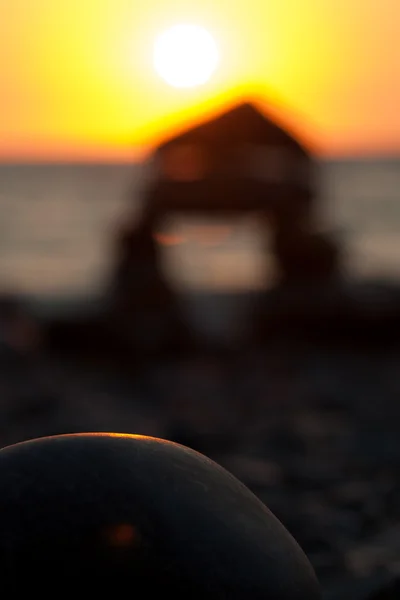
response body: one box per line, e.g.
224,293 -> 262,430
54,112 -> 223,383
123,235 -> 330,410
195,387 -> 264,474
105,101 -> 340,353
112,101 -> 339,296
44,101 -> 400,360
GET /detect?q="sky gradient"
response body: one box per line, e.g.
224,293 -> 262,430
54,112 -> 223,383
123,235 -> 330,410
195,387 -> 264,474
2,0 -> 399,160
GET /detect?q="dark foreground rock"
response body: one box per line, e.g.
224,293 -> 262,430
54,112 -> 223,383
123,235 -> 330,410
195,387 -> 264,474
0,433 -> 320,599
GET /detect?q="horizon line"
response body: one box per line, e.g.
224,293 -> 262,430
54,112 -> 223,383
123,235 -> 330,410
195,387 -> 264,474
1,150 -> 399,165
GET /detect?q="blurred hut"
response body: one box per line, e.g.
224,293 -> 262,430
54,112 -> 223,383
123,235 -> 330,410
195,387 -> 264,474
112,101 -> 340,304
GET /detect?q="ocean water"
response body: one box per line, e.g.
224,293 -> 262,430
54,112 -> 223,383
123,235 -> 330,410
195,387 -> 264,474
0,159 -> 399,302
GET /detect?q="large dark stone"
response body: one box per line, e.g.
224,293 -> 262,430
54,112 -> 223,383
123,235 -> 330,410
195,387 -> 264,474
0,433 -> 320,597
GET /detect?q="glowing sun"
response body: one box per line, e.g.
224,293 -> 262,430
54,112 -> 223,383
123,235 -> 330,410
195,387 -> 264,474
153,24 -> 220,89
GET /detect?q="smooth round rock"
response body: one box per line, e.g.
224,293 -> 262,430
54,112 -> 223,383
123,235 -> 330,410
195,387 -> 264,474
0,433 -> 320,597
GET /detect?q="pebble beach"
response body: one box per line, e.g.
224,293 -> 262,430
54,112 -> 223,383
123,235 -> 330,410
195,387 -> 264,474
0,331 -> 399,599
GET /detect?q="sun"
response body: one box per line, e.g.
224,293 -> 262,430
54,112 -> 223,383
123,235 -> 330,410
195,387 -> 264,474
153,24 -> 220,89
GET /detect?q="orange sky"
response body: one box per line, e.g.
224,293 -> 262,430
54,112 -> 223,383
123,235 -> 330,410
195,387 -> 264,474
2,0 -> 399,160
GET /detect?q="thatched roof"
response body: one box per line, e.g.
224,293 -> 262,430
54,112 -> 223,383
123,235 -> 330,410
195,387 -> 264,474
156,102 -> 311,158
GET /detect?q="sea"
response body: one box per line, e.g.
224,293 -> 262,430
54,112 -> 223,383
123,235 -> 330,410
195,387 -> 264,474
0,159 -> 399,307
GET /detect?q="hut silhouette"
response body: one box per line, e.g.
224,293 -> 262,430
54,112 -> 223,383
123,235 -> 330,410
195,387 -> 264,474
45,101 -> 342,362
112,101 -> 338,306
44,102 -> 400,361
105,101 -> 341,352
